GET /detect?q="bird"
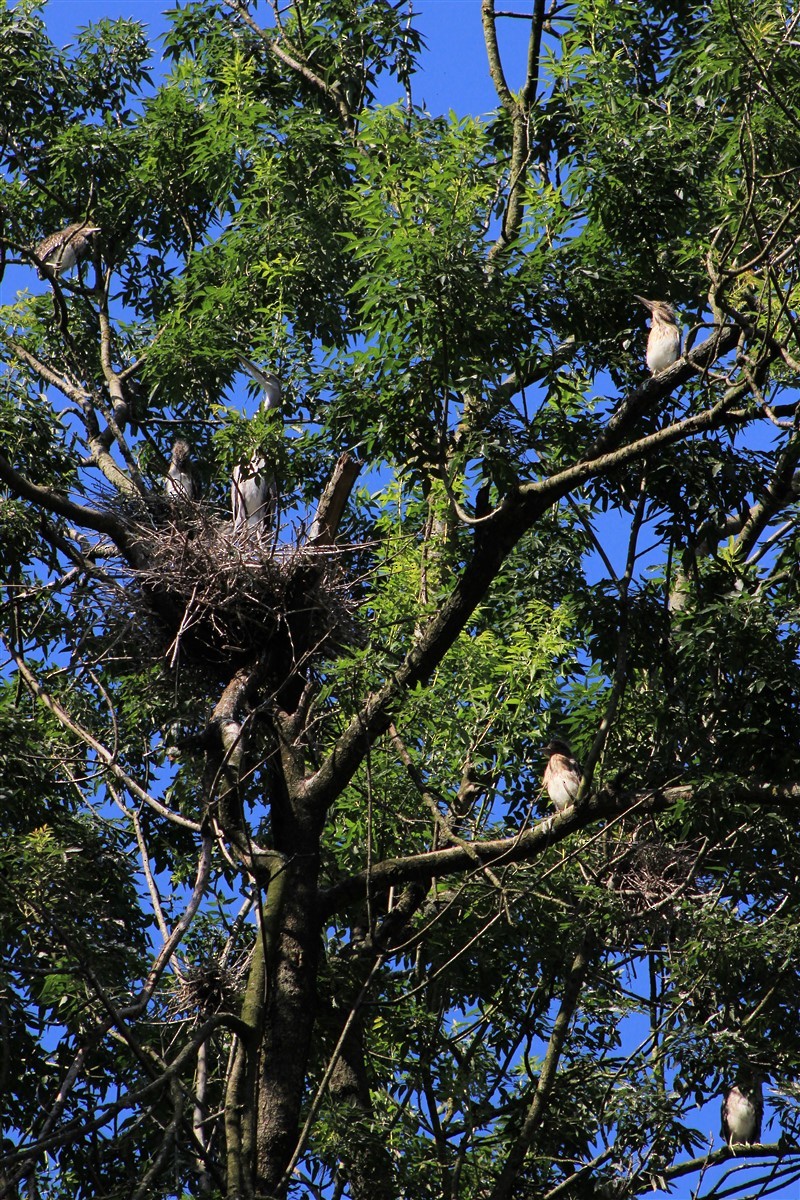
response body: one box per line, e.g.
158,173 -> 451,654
231,457 -> 276,535
34,220 -> 100,277
721,1076 -> 763,1147
238,355 -> 282,411
635,296 -> 681,374
542,739 -> 583,811
231,363 -> 282,538
165,439 -> 195,501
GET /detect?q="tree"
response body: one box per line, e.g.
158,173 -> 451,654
2,0 -> 800,1197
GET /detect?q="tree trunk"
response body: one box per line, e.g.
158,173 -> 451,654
255,857 -> 321,1195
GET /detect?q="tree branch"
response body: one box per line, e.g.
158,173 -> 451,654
483,0 -> 546,259
5,644 -> 202,832
300,327 -> 760,817
0,452 -> 135,552
318,780 -> 800,918
223,0 -> 355,131
488,931 -> 594,1199
306,452 -> 361,547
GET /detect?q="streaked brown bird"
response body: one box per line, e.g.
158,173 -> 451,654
542,739 -> 583,811
35,220 -> 100,277
721,1076 -> 763,1147
635,296 -> 681,374
165,440 -> 195,501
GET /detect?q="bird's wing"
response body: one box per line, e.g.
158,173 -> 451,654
232,459 -> 275,529
231,464 -> 247,527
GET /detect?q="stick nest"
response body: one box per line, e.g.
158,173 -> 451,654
607,826 -> 704,944
115,498 -> 363,678
168,956 -> 248,1021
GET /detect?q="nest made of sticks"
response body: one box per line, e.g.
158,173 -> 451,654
611,838 -> 699,912
110,496 -> 363,677
605,826 -> 705,942
168,956 -> 248,1022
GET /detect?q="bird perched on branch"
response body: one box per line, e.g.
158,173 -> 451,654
34,220 -> 100,277
165,440 -> 195,501
542,740 -> 583,811
635,296 -> 681,374
721,1075 -> 763,1147
231,360 -> 282,537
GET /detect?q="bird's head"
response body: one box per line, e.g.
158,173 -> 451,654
238,354 -> 282,411
544,739 -> 573,759
171,439 -> 191,466
634,295 -> 677,325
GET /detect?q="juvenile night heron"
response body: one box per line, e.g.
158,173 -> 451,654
165,439 -> 195,501
238,355 -> 282,411
542,740 -> 583,812
635,296 -> 681,375
721,1077 -> 763,1147
35,220 -> 100,277
231,361 -> 282,537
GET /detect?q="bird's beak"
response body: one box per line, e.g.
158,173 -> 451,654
634,295 -> 655,311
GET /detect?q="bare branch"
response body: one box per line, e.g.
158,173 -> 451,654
306,452 -> 362,546
223,0 -> 355,130
5,644 -> 202,832
0,452 -> 135,549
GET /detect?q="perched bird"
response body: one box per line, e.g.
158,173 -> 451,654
231,457 -> 276,534
542,739 -> 583,811
238,355 -> 282,411
35,220 -> 100,277
635,296 -> 681,374
165,440 -> 195,501
721,1077 -> 763,1147
231,363 -> 282,537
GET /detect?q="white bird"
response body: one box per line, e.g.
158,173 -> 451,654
542,740 -> 583,811
237,355 -> 282,411
635,296 -> 681,375
35,220 -> 100,277
231,362 -> 282,537
165,439 -> 194,501
231,457 -> 276,534
721,1078 -> 763,1147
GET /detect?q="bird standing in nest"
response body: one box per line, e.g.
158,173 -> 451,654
542,740 -> 583,811
635,296 -> 681,375
165,440 -> 195,501
35,220 -> 100,277
231,360 -> 282,537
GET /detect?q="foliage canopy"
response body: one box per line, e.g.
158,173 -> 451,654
2,1 -> 800,1198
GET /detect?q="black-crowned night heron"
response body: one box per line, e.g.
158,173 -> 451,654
165,439 -> 195,501
237,355 -> 282,411
35,220 -> 100,277
721,1077 -> 763,1147
635,296 -> 681,375
542,739 -> 583,812
231,361 -> 282,536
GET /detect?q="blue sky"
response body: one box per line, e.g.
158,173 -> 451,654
40,0 -> 529,117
